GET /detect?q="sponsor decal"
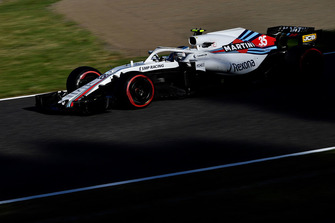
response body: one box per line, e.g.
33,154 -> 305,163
196,62 -> 206,71
98,73 -> 112,79
280,26 -> 311,33
140,64 -> 164,71
197,63 -> 205,68
231,60 -> 255,72
222,42 -> 256,52
302,33 -> 317,43
288,33 -> 299,37
196,53 -> 208,57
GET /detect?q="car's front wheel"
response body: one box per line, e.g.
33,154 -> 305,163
66,66 -> 102,93
116,73 -> 155,108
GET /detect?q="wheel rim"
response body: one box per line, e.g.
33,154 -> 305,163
126,75 -> 154,107
76,71 -> 101,88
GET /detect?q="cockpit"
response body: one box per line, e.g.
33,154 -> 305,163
146,46 -> 191,63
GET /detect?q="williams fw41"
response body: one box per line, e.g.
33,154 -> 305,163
36,26 -> 324,114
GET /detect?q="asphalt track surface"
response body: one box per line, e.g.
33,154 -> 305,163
1,54 -> 335,202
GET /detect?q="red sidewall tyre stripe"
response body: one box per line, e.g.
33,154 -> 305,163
126,74 -> 154,108
79,71 -> 101,80
299,48 -> 323,71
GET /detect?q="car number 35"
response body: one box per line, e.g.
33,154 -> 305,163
258,35 -> 268,47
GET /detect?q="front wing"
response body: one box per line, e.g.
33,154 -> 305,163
35,91 -> 112,114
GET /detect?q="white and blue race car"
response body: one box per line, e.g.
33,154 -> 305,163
36,26 -> 323,113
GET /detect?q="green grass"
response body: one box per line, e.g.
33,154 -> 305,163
0,0 -> 138,98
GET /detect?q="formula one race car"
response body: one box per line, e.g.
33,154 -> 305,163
36,26 -> 324,113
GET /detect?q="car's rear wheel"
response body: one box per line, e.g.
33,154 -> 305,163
285,46 -> 323,80
117,73 -> 155,108
66,66 -> 101,93
299,47 -> 323,75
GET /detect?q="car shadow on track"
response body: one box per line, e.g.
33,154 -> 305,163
198,54 -> 335,122
23,75 -> 335,121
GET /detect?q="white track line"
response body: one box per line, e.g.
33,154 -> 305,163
0,94 -> 38,102
0,91 -> 64,102
0,146 -> 335,205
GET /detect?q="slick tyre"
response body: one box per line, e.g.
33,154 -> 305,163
66,66 -> 102,92
117,73 -> 155,109
285,46 -> 323,80
299,47 -> 324,76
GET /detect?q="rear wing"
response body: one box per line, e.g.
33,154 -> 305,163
267,26 -> 321,49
